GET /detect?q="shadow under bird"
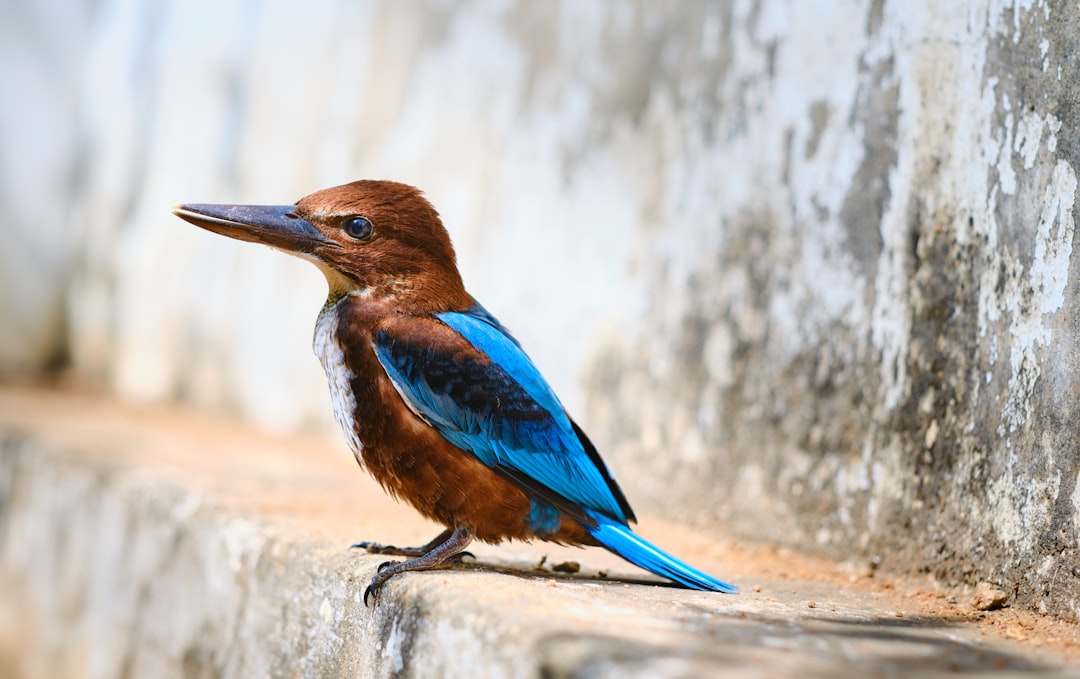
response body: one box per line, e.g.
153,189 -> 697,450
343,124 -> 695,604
174,180 -> 736,604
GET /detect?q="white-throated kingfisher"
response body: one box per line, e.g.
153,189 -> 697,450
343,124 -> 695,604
174,180 -> 736,604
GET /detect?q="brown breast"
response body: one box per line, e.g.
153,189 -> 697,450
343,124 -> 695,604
327,294 -> 592,545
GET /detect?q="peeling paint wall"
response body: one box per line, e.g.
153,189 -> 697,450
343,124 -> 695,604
3,1 -> 1080,616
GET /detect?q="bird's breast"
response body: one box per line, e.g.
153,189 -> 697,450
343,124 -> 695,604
313,298 -> 364,463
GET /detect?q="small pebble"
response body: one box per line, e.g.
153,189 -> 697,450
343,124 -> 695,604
752,584 -> 763,593
970,582 -> 1008,611
807,601 -> 817,608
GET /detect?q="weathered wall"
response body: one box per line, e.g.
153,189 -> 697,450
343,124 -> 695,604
3,1 -> 1079,616
578,0 -> 1080,619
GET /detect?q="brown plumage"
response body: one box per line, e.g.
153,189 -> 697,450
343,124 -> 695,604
331,293 -> 594,546
295,181 -> 471,311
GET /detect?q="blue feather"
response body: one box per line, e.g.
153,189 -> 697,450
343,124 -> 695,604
434,307 -> 565,418
585,510 -> 737,593
376,307 -> 631,523
526,498 -> 562,537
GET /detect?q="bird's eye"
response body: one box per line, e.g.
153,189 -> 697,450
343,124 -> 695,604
342,216 -> 373,241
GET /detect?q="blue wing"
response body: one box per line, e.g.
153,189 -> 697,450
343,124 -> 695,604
373,303 -> 634,526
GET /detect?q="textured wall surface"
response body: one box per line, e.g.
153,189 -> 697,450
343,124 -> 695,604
3,1 -> 1079,617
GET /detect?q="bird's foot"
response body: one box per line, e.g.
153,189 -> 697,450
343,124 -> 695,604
351,541 -> 424,557
363,558 -> 461,605
361,525 -> 474,607
350,526 -> 477,561
372,553 -> 474,575
351,527 -> 456,557
350,541 -> 474,563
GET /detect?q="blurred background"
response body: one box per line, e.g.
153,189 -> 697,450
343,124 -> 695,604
3,0 -> 1080,617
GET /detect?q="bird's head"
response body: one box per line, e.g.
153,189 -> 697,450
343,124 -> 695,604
174,180 -> 469,309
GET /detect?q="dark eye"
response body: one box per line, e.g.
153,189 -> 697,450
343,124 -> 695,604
342,216 -> 373,240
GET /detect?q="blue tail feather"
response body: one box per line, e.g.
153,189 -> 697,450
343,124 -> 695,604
585,511 -> 737,594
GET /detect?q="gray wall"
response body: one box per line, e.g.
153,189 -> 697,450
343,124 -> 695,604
3,1 -> 1079,617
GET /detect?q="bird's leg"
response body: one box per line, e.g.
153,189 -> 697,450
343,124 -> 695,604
364,524 -> 473,606
351,528 -> 454,556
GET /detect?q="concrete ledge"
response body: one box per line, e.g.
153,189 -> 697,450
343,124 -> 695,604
0,387 -> 1076,678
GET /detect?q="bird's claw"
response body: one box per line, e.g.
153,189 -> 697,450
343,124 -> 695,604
364,564 -> 397,607
363,583 -> 380,607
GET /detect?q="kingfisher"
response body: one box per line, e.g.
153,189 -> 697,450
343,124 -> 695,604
174,180 -> 736,604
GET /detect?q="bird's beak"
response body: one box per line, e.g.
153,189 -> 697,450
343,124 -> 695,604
173,203 -> 340,254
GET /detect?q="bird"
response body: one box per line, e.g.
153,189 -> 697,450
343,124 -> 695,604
174,180 -> 736,604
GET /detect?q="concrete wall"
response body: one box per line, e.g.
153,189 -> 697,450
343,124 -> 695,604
3,1 -> 1079,617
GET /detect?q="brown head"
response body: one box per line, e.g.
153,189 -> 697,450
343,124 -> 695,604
174,180 -> 471,311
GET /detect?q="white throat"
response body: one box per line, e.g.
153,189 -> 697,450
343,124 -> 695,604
313,298 -> 364,463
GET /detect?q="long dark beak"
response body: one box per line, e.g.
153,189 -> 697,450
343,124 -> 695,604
173,203 -> 340,254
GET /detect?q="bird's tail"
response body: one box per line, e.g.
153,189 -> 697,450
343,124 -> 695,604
585,510 -> 737,593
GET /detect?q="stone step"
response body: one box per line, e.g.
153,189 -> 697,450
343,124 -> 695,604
0,387 -> 1074,678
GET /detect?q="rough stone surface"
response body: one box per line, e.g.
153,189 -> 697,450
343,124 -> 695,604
3,0 -> 1080,620
1,387 -> 1078,678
